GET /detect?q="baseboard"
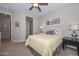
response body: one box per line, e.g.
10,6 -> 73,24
11,39 -> 25,42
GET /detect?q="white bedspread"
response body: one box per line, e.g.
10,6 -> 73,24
25,34 -> 62,56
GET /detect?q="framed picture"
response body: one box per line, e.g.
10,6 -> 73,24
53,18 -> 60,24
46,21 -> 50,25
46,20 -> 54,25
15,22 -> 19,27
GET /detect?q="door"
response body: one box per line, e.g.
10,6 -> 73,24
26,16 -> 33,36
0,13 -> 11,40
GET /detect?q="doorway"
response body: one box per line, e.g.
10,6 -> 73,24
26,16 -> 33,37
0,13 -> 11,42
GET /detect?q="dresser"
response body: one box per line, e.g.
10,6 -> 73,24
63,37 -> 79,56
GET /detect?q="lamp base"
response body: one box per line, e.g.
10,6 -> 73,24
71,31 -> 78,40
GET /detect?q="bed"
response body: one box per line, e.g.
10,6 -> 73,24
25,33 -> 63,56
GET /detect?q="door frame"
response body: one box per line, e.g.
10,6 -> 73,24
0,13 -> 11,40
26,16 -> 33,36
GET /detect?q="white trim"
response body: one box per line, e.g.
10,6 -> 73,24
11,39 -> 26,42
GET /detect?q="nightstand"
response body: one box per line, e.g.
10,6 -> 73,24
63,37 -> 79,56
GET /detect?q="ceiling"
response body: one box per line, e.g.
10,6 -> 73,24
0,3 -> 69,17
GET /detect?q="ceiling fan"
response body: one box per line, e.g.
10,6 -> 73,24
29,3 -> 48,12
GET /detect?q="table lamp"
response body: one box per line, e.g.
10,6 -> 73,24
70,24 -> 79,40
40,26 -> 44,33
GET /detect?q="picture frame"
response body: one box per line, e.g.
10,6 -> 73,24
46,18 -> 60,25
46,21 -> 50,25
15,22 -> 19,27
46,20 -> 54,25
53,18 -> 60,24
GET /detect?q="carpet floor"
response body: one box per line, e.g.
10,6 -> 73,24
0,39 -> 77,56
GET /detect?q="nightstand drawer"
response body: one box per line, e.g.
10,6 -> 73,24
63,39 -> 79,47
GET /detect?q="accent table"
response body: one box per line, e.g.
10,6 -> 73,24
63,37 -> 79,56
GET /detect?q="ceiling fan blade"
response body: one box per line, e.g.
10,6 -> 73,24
29,6 -> 33,11
37,7 -> 41,12
38,3 -> 48,6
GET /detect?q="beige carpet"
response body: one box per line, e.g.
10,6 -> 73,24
0,39 -> 77,56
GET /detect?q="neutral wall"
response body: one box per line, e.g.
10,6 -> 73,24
12,11 -> 35,42
36,3 -> 79,37
12,12 -> 22,42
33,17 -> 42,34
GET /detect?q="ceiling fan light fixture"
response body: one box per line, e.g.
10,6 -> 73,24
29,3 -> 48,12
33,3 -> 39,8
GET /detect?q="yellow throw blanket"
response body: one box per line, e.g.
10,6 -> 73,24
25,34 -> 62,56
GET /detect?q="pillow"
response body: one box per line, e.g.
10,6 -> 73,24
46,30 -> 55,35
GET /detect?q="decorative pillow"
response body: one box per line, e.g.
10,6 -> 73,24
46,30 -> 55,35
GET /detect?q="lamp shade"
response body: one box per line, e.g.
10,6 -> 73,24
70,24 -> 79,31
40,26 -> 44,29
